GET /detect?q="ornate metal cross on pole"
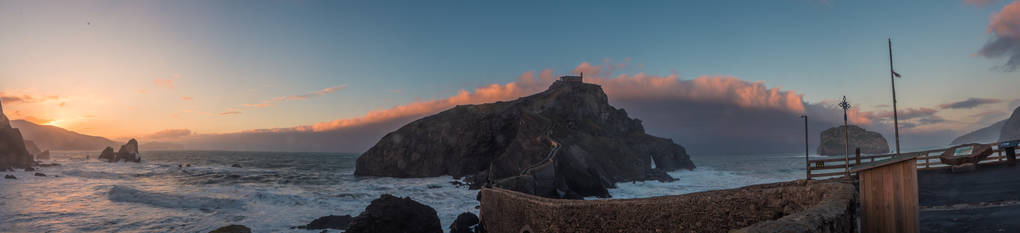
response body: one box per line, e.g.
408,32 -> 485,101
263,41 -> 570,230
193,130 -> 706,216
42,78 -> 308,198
839,96 -> 852,177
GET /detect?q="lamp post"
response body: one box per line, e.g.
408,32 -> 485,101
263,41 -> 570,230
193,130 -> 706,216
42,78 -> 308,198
839,96 -> 852,177
889,38 -> 902,155
802,115 -> 809,179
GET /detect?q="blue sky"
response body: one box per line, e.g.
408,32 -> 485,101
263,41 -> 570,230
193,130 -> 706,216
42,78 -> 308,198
0,0 -> 1017,140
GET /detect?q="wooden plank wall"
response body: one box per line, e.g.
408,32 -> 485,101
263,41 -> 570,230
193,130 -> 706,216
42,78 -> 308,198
859,159 -> 919,233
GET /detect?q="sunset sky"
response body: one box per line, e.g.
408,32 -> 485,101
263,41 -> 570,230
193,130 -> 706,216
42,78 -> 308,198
1,0 -> 1018,151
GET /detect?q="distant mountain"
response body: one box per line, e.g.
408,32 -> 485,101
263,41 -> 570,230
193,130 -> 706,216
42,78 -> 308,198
9,120 -> 118,151
1002,106 -> 1020,142
950,120 -> 1007,145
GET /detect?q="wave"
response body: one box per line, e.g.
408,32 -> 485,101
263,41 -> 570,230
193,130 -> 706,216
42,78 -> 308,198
107,185 -> 244,210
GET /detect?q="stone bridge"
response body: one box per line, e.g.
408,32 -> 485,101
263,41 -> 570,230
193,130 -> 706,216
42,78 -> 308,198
479,180 -> 857,233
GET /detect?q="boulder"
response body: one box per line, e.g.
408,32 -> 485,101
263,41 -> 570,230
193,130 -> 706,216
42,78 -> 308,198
0,99 -> 34,171
298,215 -> 352,230
449,212 -> 479,233
34,172 -> 45,177
355,79 -> 695,198
4,174 -> 15,179
209,224 -> 251,233
817,125 -> 890,156
1001,106 -> 1020,142
98,147 -> 116,162
345,194 -> 442,233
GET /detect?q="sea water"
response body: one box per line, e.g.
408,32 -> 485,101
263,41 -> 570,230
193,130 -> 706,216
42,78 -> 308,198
0,151 -> 807,232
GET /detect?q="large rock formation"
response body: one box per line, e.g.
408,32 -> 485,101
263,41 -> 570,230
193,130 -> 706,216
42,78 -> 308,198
1001,106 -> 1020,142
345,194 -> 443,233
817,125 -> 889,156
99,139 -> 140,162
0,100 -> 34,171
355,79 -> 695,198
952,120 -> 1007,145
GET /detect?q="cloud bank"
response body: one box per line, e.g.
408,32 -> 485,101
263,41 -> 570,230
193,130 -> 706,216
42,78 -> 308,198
939,97 -> 1002,109
166,61 -> 968,154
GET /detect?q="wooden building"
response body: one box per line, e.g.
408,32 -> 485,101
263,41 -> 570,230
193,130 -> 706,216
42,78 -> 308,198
851,154 -> 920,233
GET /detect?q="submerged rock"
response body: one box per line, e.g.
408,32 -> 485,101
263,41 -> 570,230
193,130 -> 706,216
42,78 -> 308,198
817,125 -> 890,156
449,212 -> 479,233
356,79 -> 695,198
298,215 -> 352,230
4,174 -> 15,179
34,172 -> 45,177
209,224 -> 251,233
345,194 -> 442,233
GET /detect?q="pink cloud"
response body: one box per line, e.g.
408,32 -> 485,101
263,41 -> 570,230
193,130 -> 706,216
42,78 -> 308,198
242,85 -> 347,108
153,79 -> 174,89
181,96 -> 193,101
290,62 -> 806,133
976,1 -> 1020,71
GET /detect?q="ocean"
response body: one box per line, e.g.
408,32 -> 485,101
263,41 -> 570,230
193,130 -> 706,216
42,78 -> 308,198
0,150 -> 808,233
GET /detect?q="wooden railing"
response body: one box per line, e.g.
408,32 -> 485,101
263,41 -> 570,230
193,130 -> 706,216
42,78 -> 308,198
806,143 -> 1017,179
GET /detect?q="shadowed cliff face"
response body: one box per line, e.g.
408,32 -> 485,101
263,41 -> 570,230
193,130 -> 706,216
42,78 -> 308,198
355,80 -> 695,197
0,100 -> 34,170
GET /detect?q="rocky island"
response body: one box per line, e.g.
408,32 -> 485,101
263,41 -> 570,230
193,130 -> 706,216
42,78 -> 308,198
355,76 -> 695,198
817,125 -> 890,156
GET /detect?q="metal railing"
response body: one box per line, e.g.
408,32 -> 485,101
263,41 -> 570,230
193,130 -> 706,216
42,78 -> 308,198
807,142 -> 1017,179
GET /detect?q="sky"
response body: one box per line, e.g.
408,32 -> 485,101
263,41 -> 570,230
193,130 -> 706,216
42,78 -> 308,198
1,0 -> 1018,153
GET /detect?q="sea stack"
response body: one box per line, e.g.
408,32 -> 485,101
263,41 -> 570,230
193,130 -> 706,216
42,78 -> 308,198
0,99 -> 35,170
817,125 -> 890,156
99,139 -> 141,162
355,76 -> 695,198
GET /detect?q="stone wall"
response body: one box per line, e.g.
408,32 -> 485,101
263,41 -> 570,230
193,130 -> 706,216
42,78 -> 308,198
478,180 -> 856,233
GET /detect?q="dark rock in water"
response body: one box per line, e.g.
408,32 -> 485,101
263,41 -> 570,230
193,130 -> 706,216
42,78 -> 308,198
817,125 -> 889,156
1001,106 -> 1020,142
345,194 -> 442,233
209,224 -> 251,233
231,164 -> 242,168
186,164 -> 191,167
4,174 -> 15,179
298,215 -> 352,230
645,168 -> 676,182
98,147 -> 116,161
355,79 -> 695,198
0,99 -> 36,171
34,172 -> 45,177
24,167 -> 34,171
115,139 -> 140,162
449,212 -> 479,233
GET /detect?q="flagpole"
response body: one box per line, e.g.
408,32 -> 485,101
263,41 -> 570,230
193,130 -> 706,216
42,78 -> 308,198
889,38 -> 901,155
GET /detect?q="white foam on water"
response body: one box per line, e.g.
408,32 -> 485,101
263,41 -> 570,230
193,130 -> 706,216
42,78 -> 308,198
1,151 -> 806,233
